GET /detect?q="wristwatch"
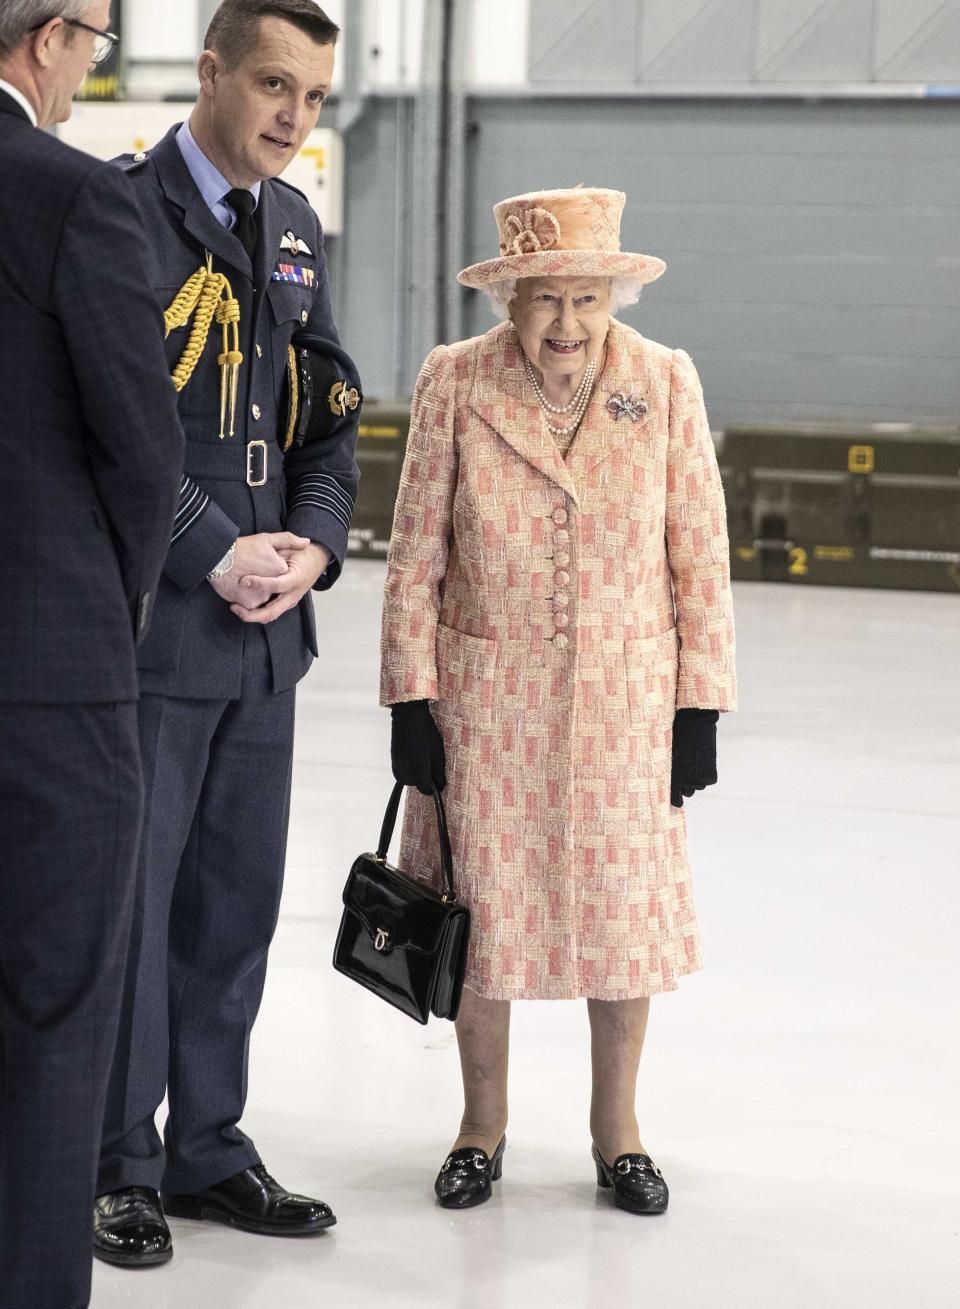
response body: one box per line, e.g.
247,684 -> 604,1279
207,541 -> 237,581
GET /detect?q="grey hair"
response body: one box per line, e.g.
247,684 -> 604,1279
0,0 -> 90,59
480,276 -> 645,320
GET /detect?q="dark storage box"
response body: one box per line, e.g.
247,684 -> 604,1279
347,402 -> 411,559
719,424 -> 960,594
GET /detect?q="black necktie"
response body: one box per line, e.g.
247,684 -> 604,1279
226,188 -> 258,260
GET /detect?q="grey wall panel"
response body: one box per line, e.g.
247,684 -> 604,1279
661,253 -> 960,309
529,0 -> 639,83
339,96 -> 960,426
640,0 -> 756,83
333,101 -> 406,400
876,3 -> 960,82
874,0 -> 952,69
527,0 -> 960,83
755,0 -> 831,70
756,0 -> 875,82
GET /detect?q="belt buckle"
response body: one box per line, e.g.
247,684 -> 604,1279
246,439 -> 268,488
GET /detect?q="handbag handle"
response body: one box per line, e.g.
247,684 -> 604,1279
376,782 -> 456,903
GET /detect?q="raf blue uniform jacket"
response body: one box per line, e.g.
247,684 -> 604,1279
116,124 -> 360,699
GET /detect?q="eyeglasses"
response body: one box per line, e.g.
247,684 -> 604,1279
64,18 -> 119,63
31,16 -> 120,65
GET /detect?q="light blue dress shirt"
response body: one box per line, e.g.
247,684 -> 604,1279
175,120 -> 260,230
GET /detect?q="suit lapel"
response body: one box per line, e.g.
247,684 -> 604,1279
469,323 -> 580,506
565,320 -> 657,482
151,126 -> 251,280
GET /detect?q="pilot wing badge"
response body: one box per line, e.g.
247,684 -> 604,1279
280,230 -> 314,258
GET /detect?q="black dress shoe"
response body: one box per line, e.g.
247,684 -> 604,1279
592,1145 -> 669,1214
434,1136 -> 506,1209
93,1187 -> 173,1267
161,1164 -> 336,1237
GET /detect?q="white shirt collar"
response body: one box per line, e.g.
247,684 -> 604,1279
0,79 -> 38,128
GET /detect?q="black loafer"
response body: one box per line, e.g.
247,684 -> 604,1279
592,1145 -> 669,1214
435,1136 -> 506,1209
161,1164 -> 336,1237
93,1187 -> 173,1267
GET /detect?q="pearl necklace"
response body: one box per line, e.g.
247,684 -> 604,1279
523,355 -> 598,437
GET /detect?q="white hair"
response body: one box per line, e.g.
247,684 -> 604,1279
0,0 -> 90,58
480,276 -> 645,320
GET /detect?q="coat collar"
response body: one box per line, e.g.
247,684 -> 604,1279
152,125 -> 251,278
151,125 -> 290,292
0,84 -> 34,125
468,319 -> 657,503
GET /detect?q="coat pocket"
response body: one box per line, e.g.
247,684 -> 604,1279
434,623 -> 497,726
624,627 -> 679,731
135,577 -> 188,673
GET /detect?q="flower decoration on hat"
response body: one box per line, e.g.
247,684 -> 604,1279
501,207 -> 562,256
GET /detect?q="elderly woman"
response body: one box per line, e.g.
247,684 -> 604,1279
380,188 -> 736,1214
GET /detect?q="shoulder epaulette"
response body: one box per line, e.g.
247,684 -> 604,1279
116,151 -> 150,174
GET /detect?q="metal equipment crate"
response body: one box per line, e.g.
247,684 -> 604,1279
347,402 -> 410,560
719,423 -> 960,594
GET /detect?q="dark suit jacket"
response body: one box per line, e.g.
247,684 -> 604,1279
114,126 -> 361,699
0,90 -> 184,703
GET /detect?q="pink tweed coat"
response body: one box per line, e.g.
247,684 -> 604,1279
380,318 -> 736,1001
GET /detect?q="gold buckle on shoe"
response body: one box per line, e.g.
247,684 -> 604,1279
246,440 -> 268,487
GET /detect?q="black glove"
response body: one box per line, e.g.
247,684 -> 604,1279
670,709 -> 719,809
390,699 -> 447,796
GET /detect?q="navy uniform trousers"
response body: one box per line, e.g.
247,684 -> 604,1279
98,629 -> 294,1195
0,707 -> 141,1307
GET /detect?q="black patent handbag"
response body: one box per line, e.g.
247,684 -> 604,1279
333,783 -> 470,1024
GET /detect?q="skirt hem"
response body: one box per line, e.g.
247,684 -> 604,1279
462,957 -> 702,1003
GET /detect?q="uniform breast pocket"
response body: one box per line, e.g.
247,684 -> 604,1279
267,284 -> 312,328
434,623 -> 497,727
624,627 -> 679,732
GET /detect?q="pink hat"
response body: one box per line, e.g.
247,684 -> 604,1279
457,187 -> 666,289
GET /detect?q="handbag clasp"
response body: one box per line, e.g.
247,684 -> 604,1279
374,927 -> 390,952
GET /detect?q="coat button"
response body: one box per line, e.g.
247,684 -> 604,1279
554,570 -> 570,587
554,591 -> 570,607
256,344 -> 263,358
554,530 -> 569,547
554,612 -> 570,629
133,151 -> 147,162
301,309 -> 309,324
252,404 -> 262,420
554,551 -> 570,568
552,507 -> 568,525
553,633 -> 570,650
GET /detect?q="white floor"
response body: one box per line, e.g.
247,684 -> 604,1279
92,571 -> 960,1309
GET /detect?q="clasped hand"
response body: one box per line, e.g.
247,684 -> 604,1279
208,532 -> 331,625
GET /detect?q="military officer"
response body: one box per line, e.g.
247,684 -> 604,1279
93,0 -> 360,1269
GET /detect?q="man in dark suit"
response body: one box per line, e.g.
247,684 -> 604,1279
92,0 -> 361,1268
0,3 -> 184,1306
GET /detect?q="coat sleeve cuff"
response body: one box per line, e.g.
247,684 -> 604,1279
676,663 -> 737,713
286,504 -> 348,591
164,498 -> 240,593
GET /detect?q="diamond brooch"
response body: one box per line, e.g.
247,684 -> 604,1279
607,391 -> 648,423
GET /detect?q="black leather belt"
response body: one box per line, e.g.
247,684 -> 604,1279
183,440 -> 280,484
